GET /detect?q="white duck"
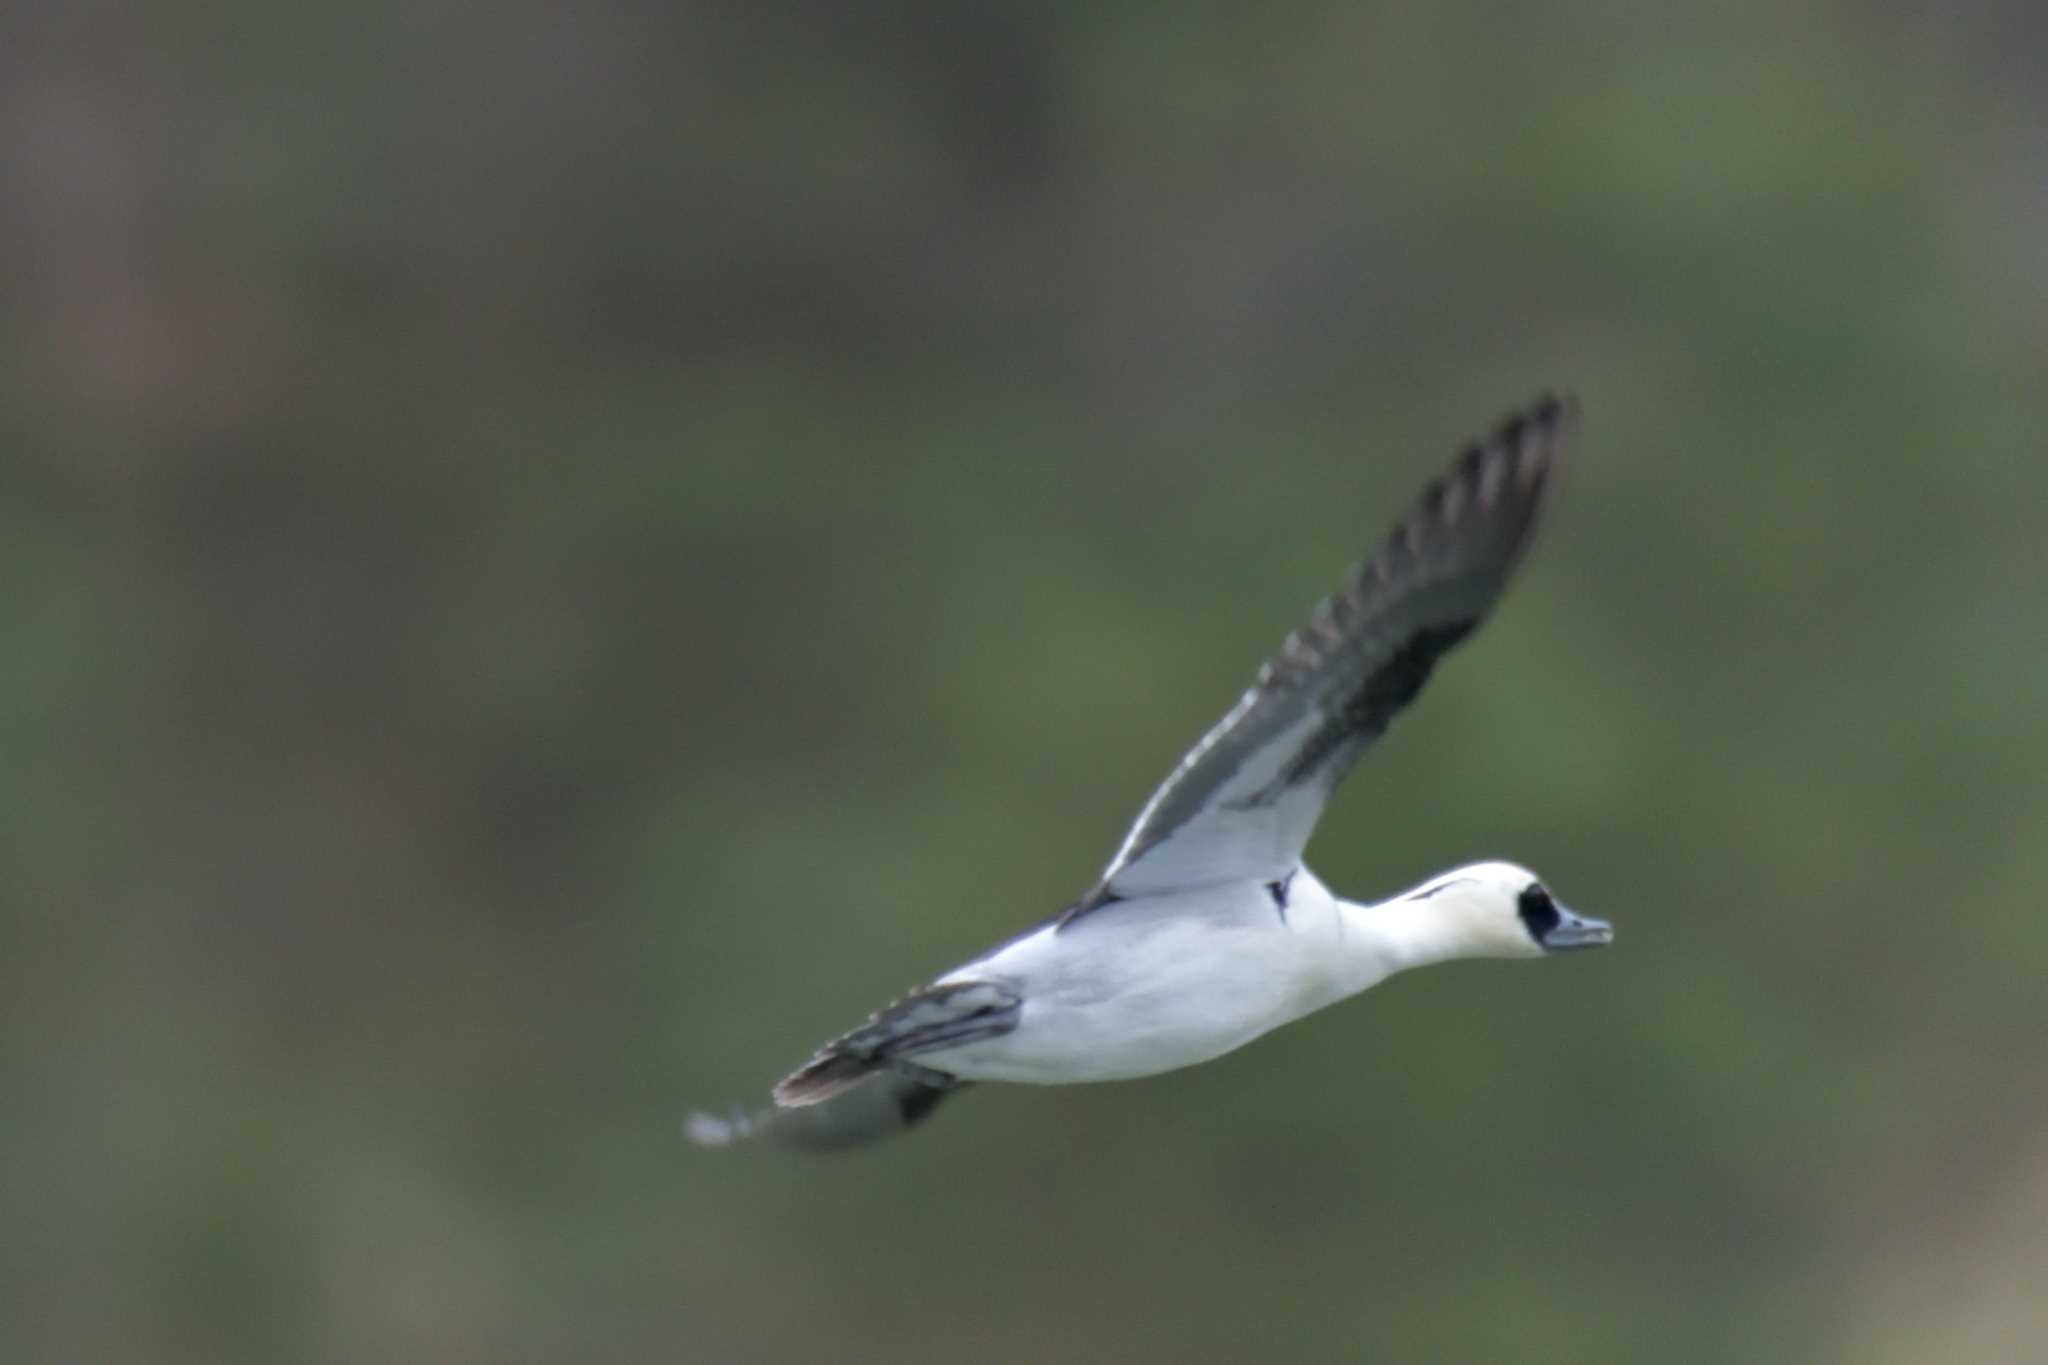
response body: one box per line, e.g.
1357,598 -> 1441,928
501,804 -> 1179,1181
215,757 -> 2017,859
689,394 -> 1609,1150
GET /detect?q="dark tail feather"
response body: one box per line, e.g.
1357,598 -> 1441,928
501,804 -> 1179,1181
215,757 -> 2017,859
685,1072 -> 963,1154
771,979 -> 1023,1109
772,1050 -> 878,1107
695,978 -> 1014,1148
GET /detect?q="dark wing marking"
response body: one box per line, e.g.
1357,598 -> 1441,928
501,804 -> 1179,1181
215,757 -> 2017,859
1061,394 -> 1575,923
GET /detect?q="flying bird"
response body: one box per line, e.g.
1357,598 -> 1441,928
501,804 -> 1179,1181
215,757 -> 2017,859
688,394 -> 1609,1151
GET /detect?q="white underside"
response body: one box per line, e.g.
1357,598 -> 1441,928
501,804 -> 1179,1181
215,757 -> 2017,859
926,867 -> 1401,1084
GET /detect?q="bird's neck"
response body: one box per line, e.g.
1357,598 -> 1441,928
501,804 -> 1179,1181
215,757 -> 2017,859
1334,895 -> 1470,991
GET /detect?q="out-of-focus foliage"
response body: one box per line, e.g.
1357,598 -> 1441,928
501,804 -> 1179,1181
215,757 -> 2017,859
5,4 -> 2046,1362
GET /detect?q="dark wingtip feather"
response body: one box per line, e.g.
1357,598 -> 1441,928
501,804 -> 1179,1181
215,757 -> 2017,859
1384,391 -> 1576,584
1498,391 -> 1577,492
1418,394 -> 1573,530
1443,391 -> 1575,540
1508,390 -> 1578,438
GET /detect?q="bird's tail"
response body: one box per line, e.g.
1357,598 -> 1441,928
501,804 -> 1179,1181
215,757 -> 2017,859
774,978 -> 1022,1107
685,1070 -> 962,1153
688,978 -> 1017,1152
772,1050 -> 878,1107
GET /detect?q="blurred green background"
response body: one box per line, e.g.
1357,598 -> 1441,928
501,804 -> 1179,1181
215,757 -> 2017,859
6,4 -> 2046,1362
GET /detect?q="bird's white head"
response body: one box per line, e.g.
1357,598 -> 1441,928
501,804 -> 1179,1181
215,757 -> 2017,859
1395,860 -> 1613,962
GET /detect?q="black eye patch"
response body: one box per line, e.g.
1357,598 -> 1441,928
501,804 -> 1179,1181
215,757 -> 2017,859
1517,883 -> 1560,940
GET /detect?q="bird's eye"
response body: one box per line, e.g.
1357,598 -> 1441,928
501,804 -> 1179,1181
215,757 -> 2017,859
1517,883 -> 1560,940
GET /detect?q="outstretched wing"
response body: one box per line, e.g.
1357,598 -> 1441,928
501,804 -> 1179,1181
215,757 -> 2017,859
1064,394 -> 1575,922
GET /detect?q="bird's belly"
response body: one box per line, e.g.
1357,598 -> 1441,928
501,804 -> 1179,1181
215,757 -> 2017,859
930,922 -> 1340,1085
944,1000 -> 1279,1083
